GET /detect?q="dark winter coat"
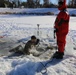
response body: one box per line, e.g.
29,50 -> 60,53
23,39 -> 39,54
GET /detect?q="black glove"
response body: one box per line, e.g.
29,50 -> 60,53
54,32 -> 56,39
54,28 -> 58,39
54,28 -> 58,33
35,39 -> 40,45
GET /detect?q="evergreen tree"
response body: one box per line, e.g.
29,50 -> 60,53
27,0 -> 35,8
18,0 -> 20,7
35,0 -> 40,8
0,0 -> 5,7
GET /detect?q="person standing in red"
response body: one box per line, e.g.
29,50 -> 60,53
53,0 -> 70,59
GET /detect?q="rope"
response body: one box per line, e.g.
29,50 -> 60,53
37,55 -> 54,74
39,62 -> 47,74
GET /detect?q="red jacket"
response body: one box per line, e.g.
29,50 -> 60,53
54,10 -> 70,35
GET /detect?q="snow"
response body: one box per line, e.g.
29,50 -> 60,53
0,8 -> 76,15
0,8 -> 76,75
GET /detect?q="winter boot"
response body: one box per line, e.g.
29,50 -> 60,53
53,51 -> 64,59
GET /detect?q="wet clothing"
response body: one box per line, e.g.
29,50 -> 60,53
23,39 -> 39,54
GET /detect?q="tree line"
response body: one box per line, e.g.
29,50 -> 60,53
0,0 -> 76,8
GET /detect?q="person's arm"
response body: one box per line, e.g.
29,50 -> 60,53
54,28 -> 58,39
23,41 -> 31,55
35,39 -> 40,45
54,13 -> 63,38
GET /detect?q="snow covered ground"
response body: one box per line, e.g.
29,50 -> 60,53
0,8 -> 76,75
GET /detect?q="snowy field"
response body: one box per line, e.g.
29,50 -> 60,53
0,8 -> 76,75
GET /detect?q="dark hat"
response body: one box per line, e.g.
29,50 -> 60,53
31,35 -> 36,39
58,1 -> 63,5
58,0 -> 67,10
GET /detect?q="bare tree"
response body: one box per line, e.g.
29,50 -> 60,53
43,0 -> 50,7
68,0 -> 76,7
43,0 -> 49,5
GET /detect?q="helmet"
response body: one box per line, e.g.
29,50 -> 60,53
58,0 -> 67,10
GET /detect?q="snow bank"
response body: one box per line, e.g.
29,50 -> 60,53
9,61 -> 37,75
0,57 -> 12,75
6,54 -> 76,75
0,8 -> 76,16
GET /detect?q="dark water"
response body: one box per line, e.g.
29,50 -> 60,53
0,49 -> 10,56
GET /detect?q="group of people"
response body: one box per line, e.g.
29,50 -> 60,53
20,0 -> 70,59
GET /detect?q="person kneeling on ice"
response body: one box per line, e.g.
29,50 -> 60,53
23,35 -> 40,55
53,0 -> 70,59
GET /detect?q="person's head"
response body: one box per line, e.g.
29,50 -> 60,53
58,0 -> 67,10
31,35 -> 37,43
